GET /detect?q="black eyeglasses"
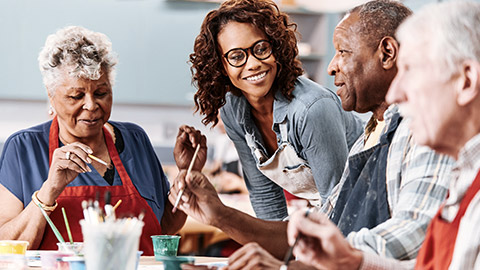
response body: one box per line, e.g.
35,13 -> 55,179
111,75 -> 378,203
223,40 -> 273,68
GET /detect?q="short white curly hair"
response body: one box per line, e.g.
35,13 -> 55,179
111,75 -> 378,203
38,26 -> 118,95
396,1 -> 480,77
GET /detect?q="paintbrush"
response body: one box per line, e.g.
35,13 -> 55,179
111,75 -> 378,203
172,144 -> 201,213
104,191 -> 115,221
37,203 -> 79,254
112,199 -> 123,212
81,200 -> 90,223
88,154 -> 113,169
36,202 -> 66,244
61,207 -> 74,244
281,208 -> 313,268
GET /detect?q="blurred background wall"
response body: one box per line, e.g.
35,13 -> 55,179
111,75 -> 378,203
0,0 -> 471,165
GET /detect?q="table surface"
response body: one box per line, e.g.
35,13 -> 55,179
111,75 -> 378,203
138,256 -> 228,269
140,256 -> 227,265
26,255 -> 228,269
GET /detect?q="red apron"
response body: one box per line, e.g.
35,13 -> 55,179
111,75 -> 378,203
415,170 -> 480,270
38,117 -> 161,255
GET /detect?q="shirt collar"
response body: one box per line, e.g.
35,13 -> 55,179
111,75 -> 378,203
364,104 -> 398,137
364,116 -> 377,136
455,133 -> 480,171
229,89 -> 289,126
230,93 -> 250,126
272,89 -> 289,124
384,104 -> 399,121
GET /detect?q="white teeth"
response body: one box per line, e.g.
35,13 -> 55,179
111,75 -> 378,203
246,72 -> 267,81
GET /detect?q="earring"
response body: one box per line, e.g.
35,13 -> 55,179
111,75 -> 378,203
48,106 -> 54,115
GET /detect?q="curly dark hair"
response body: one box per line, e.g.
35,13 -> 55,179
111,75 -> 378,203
349,0 -> 412,49
189,0 -> 303,126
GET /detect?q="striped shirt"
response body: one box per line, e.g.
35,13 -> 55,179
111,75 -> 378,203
360,133 -> 480,269
442,133 -> 480,269
322,105 -> 455,260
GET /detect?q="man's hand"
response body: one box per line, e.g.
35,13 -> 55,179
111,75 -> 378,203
174,125 -> 207,171
227,242 -> 282,270
226,242 -> 318,270
287,210 -> 364,270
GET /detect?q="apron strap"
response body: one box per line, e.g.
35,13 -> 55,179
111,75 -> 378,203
102,126 -> 137,192
279,122 -> 288,143
48,116 -> 59,166
245,132 -> 268,163
415,170 -> 480,269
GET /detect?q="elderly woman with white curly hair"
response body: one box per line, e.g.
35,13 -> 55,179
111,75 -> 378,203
0,26 -> 187,254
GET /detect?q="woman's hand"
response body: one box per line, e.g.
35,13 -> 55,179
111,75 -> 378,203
168,170 -> 224,226
41,142 -> 93,202
174,125 -> 207,171
287,210 -> 363,270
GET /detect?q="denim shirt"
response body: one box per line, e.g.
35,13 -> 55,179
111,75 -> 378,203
221,76 -> 364,220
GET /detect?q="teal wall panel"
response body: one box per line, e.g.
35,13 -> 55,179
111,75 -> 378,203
0,0 -> 217,105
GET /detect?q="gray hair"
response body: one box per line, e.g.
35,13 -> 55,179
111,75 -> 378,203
38,26 -> 118,95
349,0 -> 412,49
397,1 -> 480,76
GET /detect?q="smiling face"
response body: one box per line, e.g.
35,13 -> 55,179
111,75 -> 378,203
49,67 -> 113,143
217,22 -> 277,104
327,12 -> 388,114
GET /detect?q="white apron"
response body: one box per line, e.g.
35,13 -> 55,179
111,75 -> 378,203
246,122 -> 321,207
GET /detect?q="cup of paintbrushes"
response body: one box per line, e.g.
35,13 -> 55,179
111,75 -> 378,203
80,219 -> 143,270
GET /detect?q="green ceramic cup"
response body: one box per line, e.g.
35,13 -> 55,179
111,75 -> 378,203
151,235 -> 181,260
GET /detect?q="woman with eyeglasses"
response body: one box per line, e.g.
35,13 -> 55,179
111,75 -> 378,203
187,0 -> 363,220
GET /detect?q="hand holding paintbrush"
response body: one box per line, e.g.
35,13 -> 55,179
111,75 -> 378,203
174,125 -> 207,172
172,144 -> 201,213
47,142 -> 112,198
284,208 -> 363,269
281,208 -> 313,269
88,154 -> 112,169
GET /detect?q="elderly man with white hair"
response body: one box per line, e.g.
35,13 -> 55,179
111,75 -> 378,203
287,1 -> 480,269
